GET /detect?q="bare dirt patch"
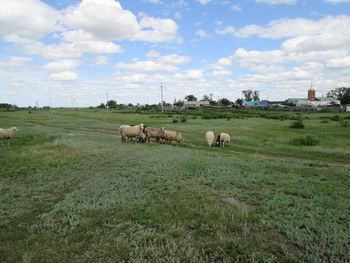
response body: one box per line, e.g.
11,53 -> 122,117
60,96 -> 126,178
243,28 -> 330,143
220,197 -> 250,210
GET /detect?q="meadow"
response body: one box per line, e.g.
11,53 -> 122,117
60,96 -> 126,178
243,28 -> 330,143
0,108 -> 349,262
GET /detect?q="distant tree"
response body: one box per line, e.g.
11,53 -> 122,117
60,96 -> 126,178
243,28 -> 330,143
253,90 -> 260,101
106,100 -> 117,109
202,94 -> 210,101
128,103 -> 134,107
218,98 -> 232,106
173,99 -> 184,106
97,103 -> 106,109
185,94 -> 197,101
242,90 -> 253,101
327,87 -> 350,105
235,98 -> 243,105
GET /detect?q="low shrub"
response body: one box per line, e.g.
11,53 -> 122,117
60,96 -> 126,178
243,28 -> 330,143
291,135 -> 320,146
320,120 -> 329,123
290,115 -> 304,129
180,116 -> 187,123
172,119 -> 179,123
330,115 -> 340,121
339,118 -> 348,127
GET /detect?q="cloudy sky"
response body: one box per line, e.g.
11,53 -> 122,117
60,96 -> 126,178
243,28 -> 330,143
1,0 -> 350,107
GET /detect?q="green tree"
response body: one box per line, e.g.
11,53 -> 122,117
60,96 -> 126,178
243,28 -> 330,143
235,99 -> 243,105
218,98 -> 232,106
253,90 -> 260,101
185,94 -> 197,101
97,103 -> 106,109
242,90 -> 253,101
327,87 -> 350,105
106,100 -> 117,109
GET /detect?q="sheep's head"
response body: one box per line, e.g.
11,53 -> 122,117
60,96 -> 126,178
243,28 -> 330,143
11,127 -> 18,132
139,123 -> 144,130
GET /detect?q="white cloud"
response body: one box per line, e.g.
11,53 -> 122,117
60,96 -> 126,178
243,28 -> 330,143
43,60 -> 80,72
63,0 -> 139,41
195,29 -> 212,38
325,0 -> 350,3
215,26 -> 235,35
0,0 -> 61,40
49,71 -> 78,81
157,54 -> 191,64
0,57 -> 32,67
231,5 -> 242,12
63,0 -> 179,43
146,50 -> 161,58
133,15 -> 180,42
196,0 -> 213,4
115,61 -> 178,72
326,57 -> 350,69
94,56 -> 109,65
256,0 -> 297,4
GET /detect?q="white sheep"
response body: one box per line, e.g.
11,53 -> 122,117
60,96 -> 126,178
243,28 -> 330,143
0,127 -> 18,144
164,130 -> 184,146
205,131 -> 215,147
216,132 -> 230,147
119,123 -> 145,142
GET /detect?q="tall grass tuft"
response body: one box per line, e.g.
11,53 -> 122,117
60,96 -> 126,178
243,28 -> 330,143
291,135 -> 320,146
290,115 -> 304,129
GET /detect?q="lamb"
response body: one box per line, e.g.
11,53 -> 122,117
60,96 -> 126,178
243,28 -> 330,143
144,127 -> 165,143
0,127 -> 18,144
119,124 -> 145,143
164,130 -> 184,146
216,132 -> 230,147
205,131 -> 215,147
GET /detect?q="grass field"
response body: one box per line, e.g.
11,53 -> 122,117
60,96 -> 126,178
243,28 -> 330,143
1,109 -> 349,262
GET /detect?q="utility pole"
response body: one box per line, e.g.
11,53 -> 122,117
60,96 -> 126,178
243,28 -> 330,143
160,83 -> 164,113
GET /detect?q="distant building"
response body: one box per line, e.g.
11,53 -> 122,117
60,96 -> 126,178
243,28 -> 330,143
182,100 -> 210,109
243,101 -> 269,106
295,86 -> 340,107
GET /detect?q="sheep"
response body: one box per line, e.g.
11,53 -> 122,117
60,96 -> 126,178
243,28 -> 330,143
0,127 -> 18,144
144,127 -> 165,144
164,130 -> 184,146
216,132 -> 230,147
205,131 -> 215,147
119,123 -> 145,143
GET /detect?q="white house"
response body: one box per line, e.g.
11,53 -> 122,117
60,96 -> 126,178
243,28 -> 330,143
182,100 -> 210,109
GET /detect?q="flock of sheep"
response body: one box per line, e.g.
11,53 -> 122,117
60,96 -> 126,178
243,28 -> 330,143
118,123 -> 231,147
0,125 -> 231,148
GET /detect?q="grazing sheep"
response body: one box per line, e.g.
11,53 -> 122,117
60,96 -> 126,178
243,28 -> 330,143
216,132 -> 230,147
0,127 -> 18,144
205,131 -> 215,147
145,127 -> 165,144
164,130 -> 184,146
119,123 -> 145,143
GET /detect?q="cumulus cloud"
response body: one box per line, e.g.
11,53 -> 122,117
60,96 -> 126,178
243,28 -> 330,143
115,61 -> 179,72
0,57 -> 32,67
196,0 -> 213,4
325,0 -> 350,3
49,71 -> 78,81
195,29 -> 212,38
43,60 -> 80,72
146,50 -> 161,58
256,0 -> 297,4
0,0 -> 61,40
94,56 -> 109,65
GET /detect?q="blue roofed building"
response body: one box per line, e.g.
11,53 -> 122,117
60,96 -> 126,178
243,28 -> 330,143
243,101 -> 269,106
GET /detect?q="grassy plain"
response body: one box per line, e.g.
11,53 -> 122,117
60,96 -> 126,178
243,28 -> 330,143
0,108 -> 349,262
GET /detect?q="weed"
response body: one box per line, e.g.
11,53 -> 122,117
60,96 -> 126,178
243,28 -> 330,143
290,115 -> 304,129
291,135 -> 320,146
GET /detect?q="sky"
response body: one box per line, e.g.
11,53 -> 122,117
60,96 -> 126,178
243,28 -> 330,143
1,0 -> 350,107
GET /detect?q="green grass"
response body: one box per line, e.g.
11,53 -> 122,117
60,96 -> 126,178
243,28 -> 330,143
0,109 -> 349,262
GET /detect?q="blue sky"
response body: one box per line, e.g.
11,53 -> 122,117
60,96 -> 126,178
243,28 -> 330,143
1,0 -> 350,107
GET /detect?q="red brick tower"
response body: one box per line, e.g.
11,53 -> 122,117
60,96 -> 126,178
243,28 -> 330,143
308,86 -> 316,101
